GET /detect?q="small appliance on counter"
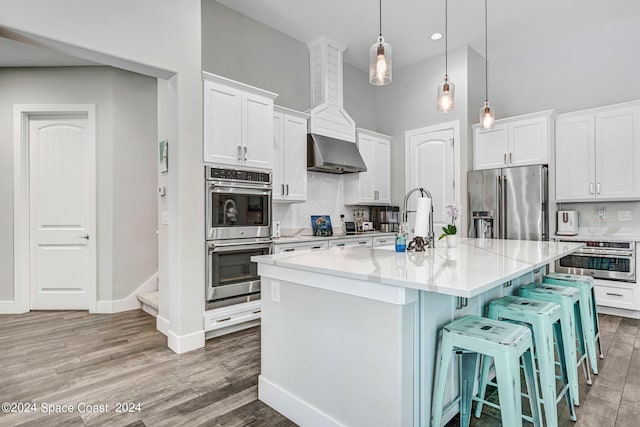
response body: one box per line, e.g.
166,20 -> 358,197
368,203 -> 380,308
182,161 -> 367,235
362,221 -> 374,232
344,221 -> 357,235
557,210 -> 578,236
371,206 -> 400,232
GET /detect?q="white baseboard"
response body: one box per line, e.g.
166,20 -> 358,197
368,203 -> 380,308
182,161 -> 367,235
258,375 -> 344,427
0,300 -> 15,314
156,314 -> 170,336
95,272 -> 158,314
167,328 -> 205,354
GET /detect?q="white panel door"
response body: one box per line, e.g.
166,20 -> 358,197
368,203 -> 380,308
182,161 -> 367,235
243,93 -> 274,170
373,137 -> 391,203
203,80 -> 242,165
29,115 -> 95,310
407,129 -> 455,231
272,112 -> 285,200
596,107 -> 640,200
282,114 -> 308,201
473,124 -> 508,170
509,116 -> 548,166
555,115 -> 595,201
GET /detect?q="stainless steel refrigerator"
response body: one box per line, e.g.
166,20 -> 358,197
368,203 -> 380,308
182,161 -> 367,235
467,165 -> 548,241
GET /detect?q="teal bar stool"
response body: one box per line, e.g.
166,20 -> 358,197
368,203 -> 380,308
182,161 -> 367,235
475,296 -> 577,425
431,315 -> 543,427
519,282 -> 592,407
543,272 -> 604,374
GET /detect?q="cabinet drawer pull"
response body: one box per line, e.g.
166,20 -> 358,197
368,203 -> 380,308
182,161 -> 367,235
237,146 -> 242,161
286,184 -> 289,195
503,153 -> 507,164
606,292 -> 624,297
596,182 -> 601,194
243,146 -> 248,161
283,248 -> 295,252
216,317 -> 231,323
311,246 -> 322,250
509,152 -> 513,163
358,241 -> 368,245
336,243 -> 346,247
377,240 -> 389,244
281,184 -> 285,195
252,310 -> 262,314
590,183 -> 594,194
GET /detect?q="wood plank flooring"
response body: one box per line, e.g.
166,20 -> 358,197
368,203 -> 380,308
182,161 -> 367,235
1,310 -> 638,426
0,310 -> 294,427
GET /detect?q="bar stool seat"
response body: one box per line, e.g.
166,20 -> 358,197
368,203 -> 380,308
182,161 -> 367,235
475,295 -> 576,425
519,282 -> 592,407
543,272 -> 603,374
431,315 -> 542,427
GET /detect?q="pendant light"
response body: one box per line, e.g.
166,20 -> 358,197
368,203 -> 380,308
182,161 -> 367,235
369,0 -> 392,85
437,0 -> 455,113
479,0 -> 495,129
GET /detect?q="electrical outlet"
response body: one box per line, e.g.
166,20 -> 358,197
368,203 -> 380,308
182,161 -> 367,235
618,211 -> 632,221
596,206 -> 606,222
271,280 -> 280,303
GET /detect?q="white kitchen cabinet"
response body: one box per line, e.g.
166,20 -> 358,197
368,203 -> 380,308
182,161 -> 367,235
274,241 -> 329,254
328,236 -> 372,249
555,101 -> 640,202
473,111 -> 552,171
372,235 -> 395,247
344,129 -> 391,205
203,72 -> 278,169
273,106 -> 309,202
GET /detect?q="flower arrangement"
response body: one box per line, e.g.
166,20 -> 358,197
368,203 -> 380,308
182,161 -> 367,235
438,202 -> 461,240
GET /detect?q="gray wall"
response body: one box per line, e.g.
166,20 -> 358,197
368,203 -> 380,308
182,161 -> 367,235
491,16 -> 640,118
0,66 -> 157,302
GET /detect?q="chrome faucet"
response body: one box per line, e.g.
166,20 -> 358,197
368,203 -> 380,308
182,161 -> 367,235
402,187 -> 435,248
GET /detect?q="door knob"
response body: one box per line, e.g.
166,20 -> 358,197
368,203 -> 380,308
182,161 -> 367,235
78,234 -> 90,240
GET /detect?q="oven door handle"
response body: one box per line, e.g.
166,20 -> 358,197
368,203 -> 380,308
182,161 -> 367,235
208,241 -> 273,253
574,249 -> 634,257
208,184 -> 271,196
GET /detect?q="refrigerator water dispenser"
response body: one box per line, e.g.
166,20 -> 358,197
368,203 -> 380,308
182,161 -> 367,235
472,211 -> 494,239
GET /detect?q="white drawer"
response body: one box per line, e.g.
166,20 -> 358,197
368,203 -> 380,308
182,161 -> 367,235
204,300 -> 262,332
373,235 -> 395,247
329,237 -> 372,249
274,241 -> 329,254
594,284 -> 635,310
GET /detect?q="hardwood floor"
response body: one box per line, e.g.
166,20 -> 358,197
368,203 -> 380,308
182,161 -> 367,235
1,310 -> 638,426
0,310 -> 294,427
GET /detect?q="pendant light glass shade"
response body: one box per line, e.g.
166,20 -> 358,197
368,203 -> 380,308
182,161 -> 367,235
369,0 -> 392,86
437,75 -> 455,112
480,100 -> 495,130
437,0 -> 454,113
369,37 -> 392,85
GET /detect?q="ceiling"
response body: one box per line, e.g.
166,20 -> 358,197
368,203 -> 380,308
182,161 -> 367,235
216,0 -> 640,71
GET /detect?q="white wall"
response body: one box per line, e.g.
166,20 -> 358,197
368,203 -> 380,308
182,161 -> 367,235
0,0 -> 203,353
0,67 -> 157,303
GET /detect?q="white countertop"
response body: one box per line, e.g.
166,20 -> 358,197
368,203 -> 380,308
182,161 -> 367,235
273,231 -> 396,244
253,238 -> 584,298
553,226 -> 640,242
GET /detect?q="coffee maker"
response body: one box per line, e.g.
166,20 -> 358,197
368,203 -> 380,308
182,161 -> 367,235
371,206 -> 400,232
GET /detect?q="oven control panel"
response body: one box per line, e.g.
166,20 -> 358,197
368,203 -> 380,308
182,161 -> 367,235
206,166 -> 271,183
583,241 -> 633,250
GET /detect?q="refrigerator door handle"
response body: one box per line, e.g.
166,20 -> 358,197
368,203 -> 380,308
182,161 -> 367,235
502,176 -> 508,239
496,175 -> 502,239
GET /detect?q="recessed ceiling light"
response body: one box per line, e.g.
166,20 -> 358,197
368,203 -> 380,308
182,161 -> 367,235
431,33 -> 443,40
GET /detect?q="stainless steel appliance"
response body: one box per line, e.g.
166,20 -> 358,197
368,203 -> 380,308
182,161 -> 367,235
205,166 -> 272,309
468,165 -> 548,241
557,210 -> 579,236
371,206 -> 400,232
555,240 -> 636,282
205,166 -> 271,240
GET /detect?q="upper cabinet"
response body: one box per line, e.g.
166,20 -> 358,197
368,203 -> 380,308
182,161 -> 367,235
273,106 -> 309,203
556,101 -> 640,202
473,111 -> 553,170
344,129 -> 391,205
203,72 -> 278,169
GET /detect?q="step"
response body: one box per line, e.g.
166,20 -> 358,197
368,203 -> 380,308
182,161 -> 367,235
137,290 -> 159,317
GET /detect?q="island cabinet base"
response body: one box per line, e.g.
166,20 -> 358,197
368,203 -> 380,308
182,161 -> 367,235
257,264 -> 544,427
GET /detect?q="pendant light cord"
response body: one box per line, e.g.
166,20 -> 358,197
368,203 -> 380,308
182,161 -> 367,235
445,0 -> 448,76
379,0 -> 382,37
484,0 -> 488,102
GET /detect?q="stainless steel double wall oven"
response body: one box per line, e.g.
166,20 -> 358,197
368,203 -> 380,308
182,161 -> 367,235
205,166 -> 272,310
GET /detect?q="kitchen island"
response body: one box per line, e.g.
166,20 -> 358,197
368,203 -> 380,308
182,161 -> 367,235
252,238 -> 583,427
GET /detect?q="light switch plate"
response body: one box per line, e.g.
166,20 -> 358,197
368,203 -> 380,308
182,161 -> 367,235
618,211 -> 632,221
161,211 -> 169,225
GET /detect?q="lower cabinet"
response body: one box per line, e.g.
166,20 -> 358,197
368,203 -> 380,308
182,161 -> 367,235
329,237 -> 372,249
274,241 -> 329,254
594,281 -> 638,311
274,234 -> 396,253
204,300 -> 262,332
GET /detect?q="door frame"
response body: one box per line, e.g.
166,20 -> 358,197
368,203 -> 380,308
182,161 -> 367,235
13,104 -> 97,313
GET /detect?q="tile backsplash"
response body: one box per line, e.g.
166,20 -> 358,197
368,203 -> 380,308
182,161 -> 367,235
558,201 -> 640,229
273,171 -> 354,234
